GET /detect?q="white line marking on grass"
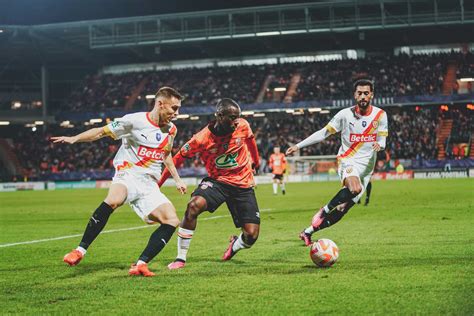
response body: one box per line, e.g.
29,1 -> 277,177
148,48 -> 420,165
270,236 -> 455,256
0,208 -> 273,248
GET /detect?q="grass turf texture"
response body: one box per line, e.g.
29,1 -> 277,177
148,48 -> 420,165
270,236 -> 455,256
1,178 -> 473,315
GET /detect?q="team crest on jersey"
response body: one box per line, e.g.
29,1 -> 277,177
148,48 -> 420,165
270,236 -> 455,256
362,121 -> 367,127
346,167 -> 353,174
235,138 -> 242,146
200,181 -> 214,190
215,152 -> 238,169
372,121 -> 379,128
155,133 -> 162,141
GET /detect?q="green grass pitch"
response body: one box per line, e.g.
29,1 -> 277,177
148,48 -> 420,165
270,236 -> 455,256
1,178 -> 473,314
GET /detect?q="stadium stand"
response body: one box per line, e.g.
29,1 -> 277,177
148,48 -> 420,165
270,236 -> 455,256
60,52 -> 470,112
2,103 -> 472,181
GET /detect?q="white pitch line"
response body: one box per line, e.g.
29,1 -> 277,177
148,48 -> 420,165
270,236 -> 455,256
0,208 -> 273,248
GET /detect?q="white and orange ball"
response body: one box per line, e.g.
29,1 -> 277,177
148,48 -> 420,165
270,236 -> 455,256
310,239 -> 339,267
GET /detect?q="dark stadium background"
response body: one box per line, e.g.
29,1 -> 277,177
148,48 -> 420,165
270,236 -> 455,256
0,0 -> 472,182
1,1 -> 473,314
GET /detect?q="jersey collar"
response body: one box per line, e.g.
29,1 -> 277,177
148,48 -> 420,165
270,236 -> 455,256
146,112 -> 161,128
355,105 -> 373,116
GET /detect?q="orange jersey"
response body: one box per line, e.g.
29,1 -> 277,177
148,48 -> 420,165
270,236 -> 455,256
180,119 -> 258,188
269,153 -> 287,175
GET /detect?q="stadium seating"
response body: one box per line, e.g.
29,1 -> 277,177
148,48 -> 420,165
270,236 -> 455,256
62,52 -> 470,112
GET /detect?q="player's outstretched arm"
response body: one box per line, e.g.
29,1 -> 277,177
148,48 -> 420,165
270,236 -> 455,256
51,127 -> 106,144
286,126 -> 333,155
163,153 -> 187,194
158,151 -> 186,187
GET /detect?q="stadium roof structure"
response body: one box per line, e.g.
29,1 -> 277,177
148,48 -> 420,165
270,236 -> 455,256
1,0 -> 473,66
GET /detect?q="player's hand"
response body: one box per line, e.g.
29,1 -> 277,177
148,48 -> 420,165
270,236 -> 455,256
372,143 -> 382,152
285,145 -> 298,156
50,136 -> 77,144
175,179 -> 187,194
252,163 -> 259,175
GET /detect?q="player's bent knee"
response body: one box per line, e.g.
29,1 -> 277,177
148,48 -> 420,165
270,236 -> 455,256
243,225 -> 259,243
186,198 -> 205,216
351,187 -> 362,195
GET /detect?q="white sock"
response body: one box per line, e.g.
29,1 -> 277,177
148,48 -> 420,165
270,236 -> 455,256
76,246 -> 87,255
281,183 -> 286,191
176,227 -> 194,262
273,183 -> 278,194
304,226 -> 315,235
232,234 -> 251,253
136,260 -> 147,265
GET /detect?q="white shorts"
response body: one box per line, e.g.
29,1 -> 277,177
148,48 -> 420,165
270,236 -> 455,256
112,171 -> 171,224
338,157 -> 375,203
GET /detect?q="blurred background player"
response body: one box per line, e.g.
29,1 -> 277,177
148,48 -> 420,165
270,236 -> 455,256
286,79 -> 388,246
269,146 -> 287,195
357,180 -> 372,206
51,87 -> 187,277
158,98 -> 261,269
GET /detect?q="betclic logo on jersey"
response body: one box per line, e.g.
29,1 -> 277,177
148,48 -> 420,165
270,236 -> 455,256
137,146 -> 165,160
349,133 -> 377,142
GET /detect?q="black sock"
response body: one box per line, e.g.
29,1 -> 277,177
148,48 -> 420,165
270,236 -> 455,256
327,188 -> 358,211
79,202 -> 114,250
242,232 -> 257,246
317,201 -> 355,231
138,224 -> 176,263
366,182 -> 372,200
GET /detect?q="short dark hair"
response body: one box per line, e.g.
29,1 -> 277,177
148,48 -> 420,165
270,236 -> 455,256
216,98 -> 240,114
155,86 -> 184,101
353,79 -> 374,93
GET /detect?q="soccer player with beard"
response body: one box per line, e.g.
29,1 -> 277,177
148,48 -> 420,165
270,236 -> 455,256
52,87 -> 187,276
286,79 -> 388,246
158,98 -> 261,269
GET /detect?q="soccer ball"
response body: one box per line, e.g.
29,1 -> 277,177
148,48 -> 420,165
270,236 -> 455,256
310,239 -> 339,267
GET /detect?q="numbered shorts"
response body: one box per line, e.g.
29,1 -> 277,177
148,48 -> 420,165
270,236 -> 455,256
192,177 -> 260,228
338,158 -> 374,203
112,171 -> 171,224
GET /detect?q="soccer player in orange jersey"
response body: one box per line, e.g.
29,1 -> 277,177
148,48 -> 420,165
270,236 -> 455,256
158,98 -> 261,269
268,146 -> 287,195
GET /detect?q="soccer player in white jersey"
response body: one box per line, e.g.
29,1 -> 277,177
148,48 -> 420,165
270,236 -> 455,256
51,87 -> 187,276
286,79 -> 388,246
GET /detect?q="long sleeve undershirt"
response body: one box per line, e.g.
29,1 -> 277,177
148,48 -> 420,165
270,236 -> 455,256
296,127 -> 333,149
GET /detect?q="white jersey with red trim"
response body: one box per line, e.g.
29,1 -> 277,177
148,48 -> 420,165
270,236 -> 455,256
103,112 -> 177,178
327,105 -> 388,163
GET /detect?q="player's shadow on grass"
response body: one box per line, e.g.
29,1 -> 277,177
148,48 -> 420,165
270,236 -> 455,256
56,262 -> 126,279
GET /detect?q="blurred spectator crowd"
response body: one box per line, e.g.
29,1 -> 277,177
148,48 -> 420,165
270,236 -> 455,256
3,104 -> 472,181
62,52 -> 472,112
